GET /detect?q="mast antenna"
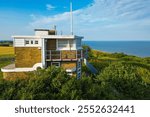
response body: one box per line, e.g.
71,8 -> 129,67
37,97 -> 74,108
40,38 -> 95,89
70,1 -> 73,35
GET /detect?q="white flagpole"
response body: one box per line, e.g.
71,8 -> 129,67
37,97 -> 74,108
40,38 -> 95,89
70,1 -> 73,35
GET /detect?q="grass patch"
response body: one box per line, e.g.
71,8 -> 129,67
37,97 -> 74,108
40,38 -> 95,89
0,46 -> 14,56
0,56 -> 14,79
0,46 -> 14,79
0,61 -> 12,79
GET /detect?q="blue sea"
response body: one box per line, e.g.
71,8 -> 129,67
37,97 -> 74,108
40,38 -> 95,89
83,41 -> 150,57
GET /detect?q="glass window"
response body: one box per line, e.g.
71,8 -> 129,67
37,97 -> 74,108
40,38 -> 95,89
25,40 -> 29,44
51,62 -> 60,67
31,40 -> 33,44
58,40 -> 68,48
35,40 -> 38,44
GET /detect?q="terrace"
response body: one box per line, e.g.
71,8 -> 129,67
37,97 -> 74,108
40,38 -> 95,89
46,50 -> 82,61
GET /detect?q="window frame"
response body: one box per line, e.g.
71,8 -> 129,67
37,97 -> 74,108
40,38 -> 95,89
35,40 -> 39,44
31,40 -> 33,44
58,40 -> 68,48
51,62 -> 60,68
25,40 -> 30,45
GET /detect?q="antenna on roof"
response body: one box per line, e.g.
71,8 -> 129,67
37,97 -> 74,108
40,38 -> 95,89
70,1 -> 73,35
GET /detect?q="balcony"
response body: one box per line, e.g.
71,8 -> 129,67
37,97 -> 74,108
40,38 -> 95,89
46,50 -> 82,61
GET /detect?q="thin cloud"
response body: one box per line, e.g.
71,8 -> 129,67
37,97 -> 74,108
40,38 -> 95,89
30,0 -> 150,40
46,4 -> 55,10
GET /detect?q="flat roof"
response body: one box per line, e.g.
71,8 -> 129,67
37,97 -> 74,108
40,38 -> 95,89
12,36 -> 40,38
34,29 -> 50,31
12,35 -> 84,39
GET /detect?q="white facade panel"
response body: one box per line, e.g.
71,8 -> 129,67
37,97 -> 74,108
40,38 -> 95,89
38,39 -> 42,47
42,35 -> 75,39
14,38 -> 42,47
35,31 -> 48,36
14,39 -> 25,47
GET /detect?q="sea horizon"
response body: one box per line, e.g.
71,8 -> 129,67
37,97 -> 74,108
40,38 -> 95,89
83,41 -> 150,57
84,40 -> 150,42
0,40 -> 150,57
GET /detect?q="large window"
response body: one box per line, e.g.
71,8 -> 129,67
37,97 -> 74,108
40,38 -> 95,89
58,40 -> 68,48
58,40 -> 75,49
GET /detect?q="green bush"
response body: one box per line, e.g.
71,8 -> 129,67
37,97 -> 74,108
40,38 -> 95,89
96,62 -> 150,99
0,66 -> 70,100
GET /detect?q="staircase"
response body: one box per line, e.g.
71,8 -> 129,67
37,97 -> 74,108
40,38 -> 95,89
84,58 -> 98,74
83,48 -> 98,74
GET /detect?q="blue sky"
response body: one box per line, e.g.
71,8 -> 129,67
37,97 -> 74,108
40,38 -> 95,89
0,0 -> 150,41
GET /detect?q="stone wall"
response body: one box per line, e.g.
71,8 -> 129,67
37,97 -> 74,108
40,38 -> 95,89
15,47 -> 41,68
3,72 -> 29,80
61,50 -> 76,59
61,62 -> 77,69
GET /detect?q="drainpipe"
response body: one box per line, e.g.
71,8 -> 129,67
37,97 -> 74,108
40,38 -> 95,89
42,38 -> 46,68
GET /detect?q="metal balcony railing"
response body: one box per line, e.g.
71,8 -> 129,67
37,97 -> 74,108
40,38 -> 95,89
46,50 -> 82,61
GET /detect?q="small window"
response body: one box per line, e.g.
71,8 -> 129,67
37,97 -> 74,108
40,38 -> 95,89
51,62 -> 60,68
25,40 -> 29,44
35,41 -> 38,44
31,40 -> 33,44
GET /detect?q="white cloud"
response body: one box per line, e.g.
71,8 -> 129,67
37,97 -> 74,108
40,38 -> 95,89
46,4 -> 55,10
30,0 -> 150,40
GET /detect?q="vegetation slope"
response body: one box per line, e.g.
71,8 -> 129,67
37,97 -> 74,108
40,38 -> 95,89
0,45 -> 150,100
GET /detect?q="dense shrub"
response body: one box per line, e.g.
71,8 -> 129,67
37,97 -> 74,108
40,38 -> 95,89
96,62 -> 150,99
0,67 -> 70,100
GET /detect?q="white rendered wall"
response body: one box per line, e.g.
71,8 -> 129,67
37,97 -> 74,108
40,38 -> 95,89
35,31 -> 49,36
14,39 -> 25,47
14,38 -> 42,47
